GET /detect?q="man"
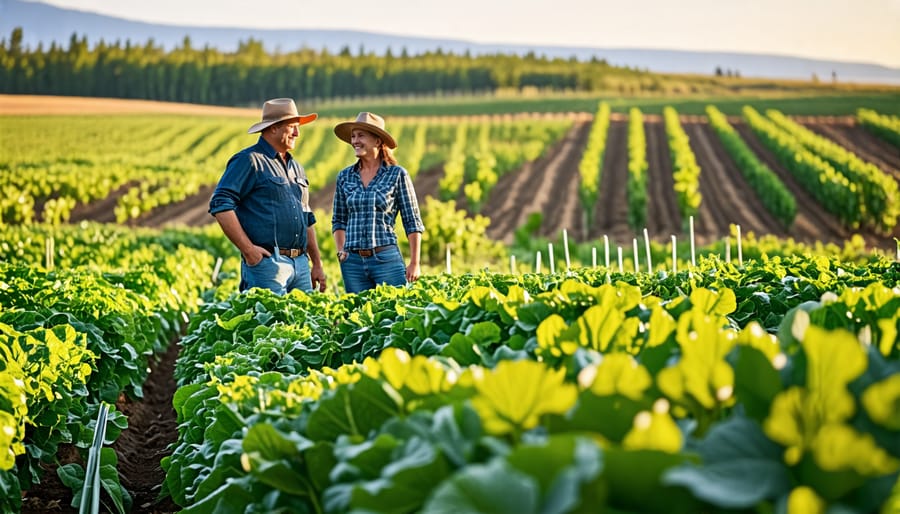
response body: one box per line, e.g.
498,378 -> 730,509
209,98 -> 326,294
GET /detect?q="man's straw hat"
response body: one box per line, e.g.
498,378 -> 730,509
334,112 -> 397,149
247,98 -> 317,134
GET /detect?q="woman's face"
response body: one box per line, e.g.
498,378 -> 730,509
350,129 -> 381,159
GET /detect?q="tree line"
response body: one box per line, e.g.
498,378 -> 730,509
0,28 -> 670,106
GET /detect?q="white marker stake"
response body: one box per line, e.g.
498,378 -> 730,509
736,224 -> 743,265
604,235 -> 610,268
548,243 -> 555,274
618,246 -> 624,273
672,235 -> 677,275
689,215 -> 696,268
592,247 -> 597,268
563,229 -> 571,272
510,255 -> 516,275
446,246 -> 452,274
536,251 -> 542,274
725,237 -> 731,264
643,228 -> 652,273
633,239 -> 639,274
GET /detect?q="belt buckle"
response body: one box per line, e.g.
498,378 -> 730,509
289,248 -> 301,258
358,249 -> 374,257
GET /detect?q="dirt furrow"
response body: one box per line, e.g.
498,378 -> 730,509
483,120 -> 589,244
591,120 -> 632,244
644,119 -> 681,237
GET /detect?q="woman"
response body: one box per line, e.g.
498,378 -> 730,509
332,112 -> 425,293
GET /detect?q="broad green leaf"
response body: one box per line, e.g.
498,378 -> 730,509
603,448 -> 697,513
802,326 -> 866,422
646,304 -> 676,348
536,314 -> 579,357
306,376 -> 401,441
733,344 -> 782,422
505,435 -> 604,514
663,415 -> 790,508
659,310 -> 736,411
243,423 -> 312,461
579,353 -> 652,401
576,303 -> 625,353
471,359 -> 577,436
689,288 -> 736,316
862,374 -> 900,430
350,437 -> 452,514
422,459 -> 539,514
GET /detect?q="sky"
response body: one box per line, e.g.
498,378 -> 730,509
33,0 -> 900,68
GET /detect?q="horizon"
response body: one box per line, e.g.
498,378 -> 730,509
19,0 -> 900,69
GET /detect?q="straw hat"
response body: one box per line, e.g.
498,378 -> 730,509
247,98 -> 317,134
334,112 -> 397,149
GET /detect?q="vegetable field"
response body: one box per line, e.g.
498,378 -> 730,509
2,95 -> 900,513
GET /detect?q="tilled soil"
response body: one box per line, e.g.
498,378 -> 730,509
21,343 -> 181,514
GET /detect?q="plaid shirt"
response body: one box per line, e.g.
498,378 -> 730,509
332,161 -> 425,251
208,137 -> 316,251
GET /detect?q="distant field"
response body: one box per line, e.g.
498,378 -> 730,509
0,94 -> 259,117
312,91 -> 900,117
4,91 -> 900,118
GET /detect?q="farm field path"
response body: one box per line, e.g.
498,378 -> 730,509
687,121 -> 789,243
22,342 -> 180,514
645,120 -> 682,237
482,119 -> 592,244
591,120 -> 632,243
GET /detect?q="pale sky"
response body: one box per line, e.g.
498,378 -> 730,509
34,0 -> 900,68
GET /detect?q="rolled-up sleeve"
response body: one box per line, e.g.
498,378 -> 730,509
331,171 -> 349,232
397,168 -> 425,234
209,153 -> 252,215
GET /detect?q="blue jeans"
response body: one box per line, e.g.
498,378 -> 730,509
340,245 -> 407,293
240,252 -> 312,295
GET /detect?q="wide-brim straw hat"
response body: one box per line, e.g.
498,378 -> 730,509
334,112 -> 397,149
247,98 -> 317,134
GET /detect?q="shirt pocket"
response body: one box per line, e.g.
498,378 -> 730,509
263,174 -> 291,202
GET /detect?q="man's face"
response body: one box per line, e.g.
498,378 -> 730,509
269,120 -> 301,153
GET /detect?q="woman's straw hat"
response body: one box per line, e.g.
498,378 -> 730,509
247,98 -> 317,134
334,112 -> 397,149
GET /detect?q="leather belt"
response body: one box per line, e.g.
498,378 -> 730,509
278,248 -> 305,258
350,245 -> 393,257
261,245 -> 305,258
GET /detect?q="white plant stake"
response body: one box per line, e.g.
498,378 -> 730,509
548,243 -> 555,274
643,228 -> 652,273
604,235 -> 610,268
446,246 -> 452,274
536,251 -> 542,274
563,229 -> 571,272
736,224 -> 743,265
633,238 -> 639,274
510,255 -> 516,275
618,246 -> 624,273
725,237 -> 731,263
672,235 -> 677,275
689,215 -> 696,268
592,247 -> 597,268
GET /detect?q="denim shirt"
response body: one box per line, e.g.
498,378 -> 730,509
209,137 -> 316,250
332,161 -> 425,250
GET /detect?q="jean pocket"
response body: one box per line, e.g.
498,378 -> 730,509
374,246 -> 401,264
